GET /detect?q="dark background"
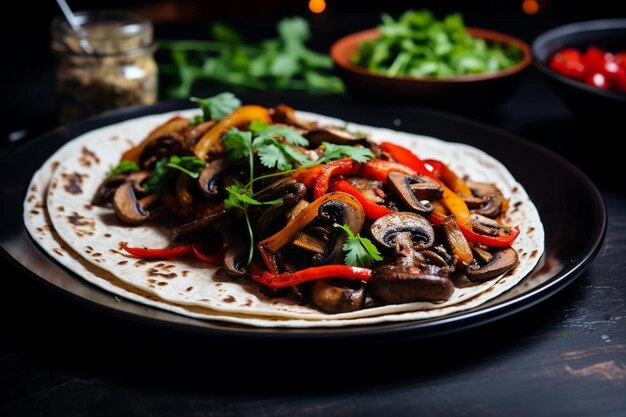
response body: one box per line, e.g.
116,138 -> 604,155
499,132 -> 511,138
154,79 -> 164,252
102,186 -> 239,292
2,1 -> 626,417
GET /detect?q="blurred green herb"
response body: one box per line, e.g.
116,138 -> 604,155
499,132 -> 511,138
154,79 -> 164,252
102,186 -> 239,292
160,17 -> 344,97
190,92 -> 241,121
352,9 -> 522,77
108,161 -> 139,177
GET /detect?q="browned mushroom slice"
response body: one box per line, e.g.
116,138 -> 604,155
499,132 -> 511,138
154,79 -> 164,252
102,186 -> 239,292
370,212 -> 435,251
304,127 -> 369,147
198,158 -> 228,197
253,177 -> 306,206
368,264 -> 454,304
471,213 -> 508,237
347,177 -> 385,204
92,175 -> 127,206
172,209 -> 226,241
138,134 -> 184,169
112,182 -> 158,225
292,232 -> 327,254
387,172 -> 442,214
466,248 -> 519,282
270,104 -> 315,129
467,181 -> 504,218
311,279 -> 366,313
223,244 -> 248,278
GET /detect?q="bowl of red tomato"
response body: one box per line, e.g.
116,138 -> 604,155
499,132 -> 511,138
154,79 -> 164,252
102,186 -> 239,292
533,19 -> 626,119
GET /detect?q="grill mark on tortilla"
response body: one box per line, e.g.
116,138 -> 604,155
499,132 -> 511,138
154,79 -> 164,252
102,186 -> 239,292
51,161 -> 59,171
79,146 -> 100,167
31,184 -> 38,192
147,267 -> 177,279
148,279 -> 156,284
104,233 -> 112,238
30,210 -> 39,215
109,249 -> 122,255
51,180 -> 58,190
92,252 -> 102,257
83,204 -> 93,211
223,296 -> 236,303
52,248 -> 64,256
57,206 -> 65,212
512,186 -> 519,193
528,226 -> 535,233
117,260 -> 128,265
244,299 -> 253,306
27,195 -> 35,203
530,249 -> 538,258
158,282 -> 168,286
61,172 -> 87,195
181,271 -> 189,277
66,212 -> 95,236
186,286 -> 193,292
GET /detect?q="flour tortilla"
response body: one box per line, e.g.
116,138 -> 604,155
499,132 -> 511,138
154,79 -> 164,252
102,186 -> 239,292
26,109 -> 544,326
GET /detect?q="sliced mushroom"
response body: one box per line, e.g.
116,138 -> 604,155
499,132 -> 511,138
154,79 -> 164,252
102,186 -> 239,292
138,134 -> 184,170
304,127 -> 369,147
292,232 -> 327,254
172,209 -> 226,242
348,177 -> 385,204
112,181 -> 155,225
311,279 -> 366,313
270,104 -> 315,129
223,245 -> 248,278
258,192 -> 364,273
466,248 -> 519,282
198,158 -> 228,197
286,200 -> 309,223
368,264 -> 454,304
467,181 -> 504,218
92,175 -> 127,206
370,212 -> 435,251
387,172 -> 442,214
253,177 -> 306,206
182,120 -> 216,149
471,213 -> 508,237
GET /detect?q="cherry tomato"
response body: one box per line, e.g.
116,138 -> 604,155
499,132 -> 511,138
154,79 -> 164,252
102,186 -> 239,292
549,49 -> 586,80
584,47 -> 608,74
585,72 -> 610,89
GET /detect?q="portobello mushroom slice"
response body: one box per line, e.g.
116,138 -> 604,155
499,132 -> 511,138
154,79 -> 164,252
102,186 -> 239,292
466,248 -> 519,282
304,127 -> 369,147
223,244 -> 249,278
387,172 -> 442,214
112,181 -> 158,225
198,158 -> 228,197
92,171 -> 150,206
466,181 -> 504,218
138,134 -> 184,170
311,279 -> 366,313
370,212 -> 435,251
368,264 -> 454,304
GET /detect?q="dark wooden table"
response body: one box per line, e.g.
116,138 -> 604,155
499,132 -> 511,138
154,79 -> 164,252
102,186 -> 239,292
1,11 -> 625,417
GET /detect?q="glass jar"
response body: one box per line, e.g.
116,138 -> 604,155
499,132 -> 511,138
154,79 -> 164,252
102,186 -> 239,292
51,10 -> 157,124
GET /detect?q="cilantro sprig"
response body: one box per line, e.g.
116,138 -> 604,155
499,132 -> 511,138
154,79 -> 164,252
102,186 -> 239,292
108,160 -> 140,177
334,223 -> 382,267
142,156 -> 206,193
191,92 -> 241,121
315,142 -> 375,165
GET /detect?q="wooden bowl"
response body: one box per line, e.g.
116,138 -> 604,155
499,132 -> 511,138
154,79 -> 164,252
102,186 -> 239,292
331,28 -> 532,112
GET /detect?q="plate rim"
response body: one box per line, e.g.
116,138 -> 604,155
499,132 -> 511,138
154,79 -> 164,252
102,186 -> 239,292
0,100 -> 607,342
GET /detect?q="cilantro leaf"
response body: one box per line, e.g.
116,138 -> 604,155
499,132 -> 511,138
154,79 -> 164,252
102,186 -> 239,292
334,223 -> 382,267
248,119 -> 269,133
142,158 -> 175,193
108,161 -> 139,177
166,156 -> 206,179
189,114 -> 204,126
256,141 -> 290,170
191,92 -> 241,121
252,125 -> 309,147
316,142 -> 375,165
222,128 -> 253,160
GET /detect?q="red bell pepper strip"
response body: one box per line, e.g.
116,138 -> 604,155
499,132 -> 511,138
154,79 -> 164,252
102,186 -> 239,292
313,158 -> 361,199
330,180 -> 392,220
292,164 -> 323,188
252,265 -> 372,289
379,142 -> 434,177
191,244 -> 223,266
121,243 -> 193,259
429,212 -> 520,248
359,160 -> 417,183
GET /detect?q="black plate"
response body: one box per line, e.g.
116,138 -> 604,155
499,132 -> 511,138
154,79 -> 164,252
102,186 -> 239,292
0,95 -> 606,343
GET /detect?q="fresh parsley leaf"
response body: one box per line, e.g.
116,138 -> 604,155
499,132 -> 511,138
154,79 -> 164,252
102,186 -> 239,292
211,22 -> 242,45
248,119 -> 269,133
189,114 -> 204,126
334,223 -> 383,267
142,158 -> 174,193
191,92 -> 241,121
252,125 -> 309,147
166,156 -> 206,179
222,128 -> 253,160
108,161 -> 140,177
316,142 -> 375,165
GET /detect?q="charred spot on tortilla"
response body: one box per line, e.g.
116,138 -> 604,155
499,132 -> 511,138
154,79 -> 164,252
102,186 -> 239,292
92,252 -> 102,257
104,233 -> 112,238
147,267 -> 177,279
51,161 -> 60,171
31,184 -> 38,192
186,286 -> 193,292
110,135 -> 119,142
79,146 -> 100,167
181,270 -> 189,277
83,204 -> 93,211
223,296 -> 236,303
244,299 -> 253,306
148,279 -> 156,284
27,195 -> 36,203
117,260 -> 128,265
57,206 -> 65,212
61,172 -> 87,195
52,248 -> 64,256
158,282 -> 168,286
30,210 -> 39,215
67,213 -> 95,236
530,249 -> 538,258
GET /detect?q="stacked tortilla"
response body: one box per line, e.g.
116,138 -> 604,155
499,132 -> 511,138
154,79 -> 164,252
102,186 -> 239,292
24,110 -> 544,328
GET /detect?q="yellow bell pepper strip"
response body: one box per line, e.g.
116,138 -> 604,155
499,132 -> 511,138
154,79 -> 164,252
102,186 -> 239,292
252,265 -> 372,289
193,105 -> 271,159
121,116 -> 189,162
424,159 -> 473,197
257,192 -> 363,273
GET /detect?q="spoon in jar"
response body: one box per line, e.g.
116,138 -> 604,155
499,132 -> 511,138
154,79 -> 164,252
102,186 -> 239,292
55,0 -> 94,54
